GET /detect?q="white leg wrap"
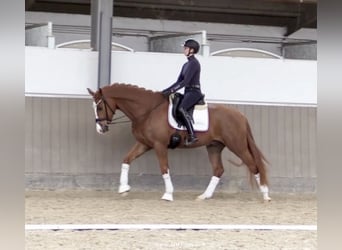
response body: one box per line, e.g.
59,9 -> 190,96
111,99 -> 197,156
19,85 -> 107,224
197,176 -> 220,200
118,163 -> 131,193
254,173 -> 271,201
161,170 -> 174,201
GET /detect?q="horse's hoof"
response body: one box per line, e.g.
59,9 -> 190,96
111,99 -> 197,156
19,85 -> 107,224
263,196 -> 272,202
121,192 -> 129,197
161,193 -> 173,201
196,194 -> 210,200
118,184 -> 131,194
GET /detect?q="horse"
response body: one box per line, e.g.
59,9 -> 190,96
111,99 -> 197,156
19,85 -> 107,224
87,83 -> 271,201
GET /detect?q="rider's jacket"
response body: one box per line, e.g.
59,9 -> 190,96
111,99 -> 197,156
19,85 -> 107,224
163,55 -> 201,94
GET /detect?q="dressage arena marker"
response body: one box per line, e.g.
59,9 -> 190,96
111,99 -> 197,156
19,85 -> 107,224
25,224 -> 317,231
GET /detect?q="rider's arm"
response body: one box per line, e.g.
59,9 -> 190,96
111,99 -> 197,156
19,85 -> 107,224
162,60 -> 198,95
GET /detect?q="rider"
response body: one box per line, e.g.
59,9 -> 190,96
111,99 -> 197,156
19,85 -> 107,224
162,39 -> 203,146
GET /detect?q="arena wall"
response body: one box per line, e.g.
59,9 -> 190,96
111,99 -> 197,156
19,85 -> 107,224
25,96 -> 316,193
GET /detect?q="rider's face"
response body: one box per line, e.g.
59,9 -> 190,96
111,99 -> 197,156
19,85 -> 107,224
183,46 -> 191,56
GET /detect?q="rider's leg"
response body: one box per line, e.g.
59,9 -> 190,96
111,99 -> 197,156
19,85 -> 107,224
178,92 -> 202,145
178,107 -> 198,146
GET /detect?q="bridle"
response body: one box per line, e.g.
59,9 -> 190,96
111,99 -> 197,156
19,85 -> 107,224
94,88 -> 126,124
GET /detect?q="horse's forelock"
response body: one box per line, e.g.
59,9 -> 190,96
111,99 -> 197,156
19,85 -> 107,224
93,90 -> 103,102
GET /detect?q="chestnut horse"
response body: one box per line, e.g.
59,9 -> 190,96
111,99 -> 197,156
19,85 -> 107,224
87,83 -> 271,201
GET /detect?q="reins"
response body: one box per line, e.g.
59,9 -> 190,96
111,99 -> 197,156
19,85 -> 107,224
108,114 -> 130,125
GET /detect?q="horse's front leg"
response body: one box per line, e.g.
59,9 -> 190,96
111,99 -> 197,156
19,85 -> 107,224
119,142 -> 151,194
154,143 -> 174,201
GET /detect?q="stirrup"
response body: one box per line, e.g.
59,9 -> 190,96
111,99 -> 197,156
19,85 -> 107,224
184,135 -> 198,146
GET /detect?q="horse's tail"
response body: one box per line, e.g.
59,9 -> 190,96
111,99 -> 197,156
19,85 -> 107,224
246,122 -> 269,187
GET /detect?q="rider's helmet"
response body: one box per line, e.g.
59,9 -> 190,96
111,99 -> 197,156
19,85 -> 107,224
183,39 -> 200,54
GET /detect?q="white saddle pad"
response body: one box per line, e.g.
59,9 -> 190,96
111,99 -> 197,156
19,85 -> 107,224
167,98 -> 209,132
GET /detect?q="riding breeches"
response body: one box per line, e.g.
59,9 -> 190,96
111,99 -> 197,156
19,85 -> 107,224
179,90 -> 203,111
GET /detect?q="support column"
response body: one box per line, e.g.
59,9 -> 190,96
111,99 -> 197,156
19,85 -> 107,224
90,0 -> 114,88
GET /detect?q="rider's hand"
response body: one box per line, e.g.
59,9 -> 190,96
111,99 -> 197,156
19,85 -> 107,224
161,89 -> 171,98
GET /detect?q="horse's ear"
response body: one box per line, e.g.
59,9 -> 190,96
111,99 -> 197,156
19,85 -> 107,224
87,88 -> 95,97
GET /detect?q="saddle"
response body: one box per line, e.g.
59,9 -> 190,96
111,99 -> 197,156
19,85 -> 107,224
168,93 -> 209,132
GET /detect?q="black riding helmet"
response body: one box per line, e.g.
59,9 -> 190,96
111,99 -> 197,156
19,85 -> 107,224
183,39 -> 200,54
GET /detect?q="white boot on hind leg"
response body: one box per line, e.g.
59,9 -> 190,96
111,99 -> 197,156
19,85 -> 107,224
261,187 -> 271,201
254,173 -> 271,201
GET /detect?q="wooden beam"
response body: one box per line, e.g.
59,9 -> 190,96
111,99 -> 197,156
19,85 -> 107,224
26,0 -> 316,29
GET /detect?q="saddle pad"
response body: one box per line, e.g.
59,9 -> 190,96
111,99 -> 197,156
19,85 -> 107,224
167,102 -> 209,131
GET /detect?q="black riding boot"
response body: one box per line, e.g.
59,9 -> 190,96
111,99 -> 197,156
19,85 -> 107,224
178,108 -> 198,146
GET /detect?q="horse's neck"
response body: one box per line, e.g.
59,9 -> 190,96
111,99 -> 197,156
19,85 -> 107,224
117,99 -> 145,120
107,85 -> 163,121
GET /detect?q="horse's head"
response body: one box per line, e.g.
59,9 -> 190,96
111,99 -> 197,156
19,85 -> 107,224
87,88 -> 117,134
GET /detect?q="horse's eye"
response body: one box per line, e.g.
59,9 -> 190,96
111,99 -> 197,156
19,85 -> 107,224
97,107 -> 103,111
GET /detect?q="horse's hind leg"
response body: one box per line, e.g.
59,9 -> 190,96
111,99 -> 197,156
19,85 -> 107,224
118,142 -> 151,194
238,150 -> 271,201
254,172 -> 271,201
197,142 -> 225,200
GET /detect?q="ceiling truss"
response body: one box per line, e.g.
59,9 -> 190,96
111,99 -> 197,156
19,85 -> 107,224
25,0 -> 316,37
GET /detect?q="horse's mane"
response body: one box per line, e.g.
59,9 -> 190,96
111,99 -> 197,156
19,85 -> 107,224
106,83 -> 159,97
103,83 -> 164,110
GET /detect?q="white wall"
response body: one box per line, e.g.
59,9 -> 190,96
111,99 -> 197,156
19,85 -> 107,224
25,46 -> 317,106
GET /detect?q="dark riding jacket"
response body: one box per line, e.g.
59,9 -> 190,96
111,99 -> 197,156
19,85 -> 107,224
163,55 -> 201,94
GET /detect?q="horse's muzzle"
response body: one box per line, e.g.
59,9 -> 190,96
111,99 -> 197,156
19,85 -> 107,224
101,125 -> 109,133
96,122 -> 109,134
